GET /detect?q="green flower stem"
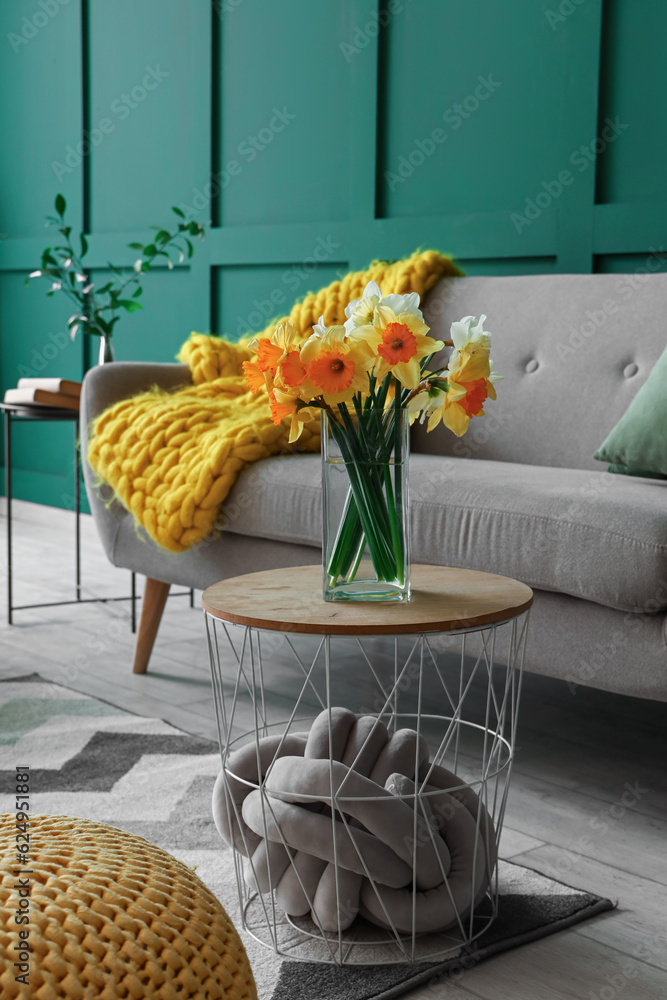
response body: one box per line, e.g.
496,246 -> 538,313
337,406 -> 396,555
327,415 -> 395,581
362,393 -> 404,584
370,390 -> 405,586
327,494 -> 363,580
382,461 -> 404,585
325,385 -> 407,589
351,399 -> 396,539
347,532 -> 366,582
393,391 -> 405,569
340,447 -> 395,578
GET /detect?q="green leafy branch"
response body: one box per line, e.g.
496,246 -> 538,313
27,194 -> 205,343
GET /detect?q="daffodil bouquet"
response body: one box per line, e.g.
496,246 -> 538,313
243,282 -> 501,601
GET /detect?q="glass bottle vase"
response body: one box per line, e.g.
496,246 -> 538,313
98,334 -> 115,364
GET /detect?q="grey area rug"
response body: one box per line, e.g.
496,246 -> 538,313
0,675 -> 614,999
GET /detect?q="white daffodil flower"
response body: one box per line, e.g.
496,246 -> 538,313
448,315 -> 492,371
380,291 -> 424,322
312,314 -> 328,338
343,280 -> 383,333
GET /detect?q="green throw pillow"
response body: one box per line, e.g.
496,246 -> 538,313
594,346 -> 667,479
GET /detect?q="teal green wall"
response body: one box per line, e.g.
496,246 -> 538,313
1,0 -> 666,508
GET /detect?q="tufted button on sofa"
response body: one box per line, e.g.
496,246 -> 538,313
81,273 -> 667,699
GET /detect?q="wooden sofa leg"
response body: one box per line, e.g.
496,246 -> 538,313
133,578 -> 171,674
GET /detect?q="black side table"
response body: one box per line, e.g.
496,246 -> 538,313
1,402 -> 140,627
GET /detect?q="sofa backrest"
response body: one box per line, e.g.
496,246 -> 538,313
414,273 -> 667,471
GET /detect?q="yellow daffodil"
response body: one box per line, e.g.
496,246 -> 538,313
345,286 -> 434,376
406,383 -> 445,425
447,314 -> 491,370
354,304 -> 443,390
243,320 -> 301,394
242,359 -> 268,393
422,316 -> 503,436
300,320 -> 368,403
344,284 -> 426,335
269,386 -> 319,443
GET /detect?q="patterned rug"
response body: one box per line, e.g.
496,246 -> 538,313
0,675 -> 614,999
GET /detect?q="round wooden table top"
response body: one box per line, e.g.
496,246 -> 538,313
202,565 -> 533,636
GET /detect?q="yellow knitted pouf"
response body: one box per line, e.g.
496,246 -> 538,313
0,815 -> 257,1000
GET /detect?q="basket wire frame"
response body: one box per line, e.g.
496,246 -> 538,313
206,611 -> 530,965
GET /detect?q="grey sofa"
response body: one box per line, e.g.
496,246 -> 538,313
81,273 -> 667,700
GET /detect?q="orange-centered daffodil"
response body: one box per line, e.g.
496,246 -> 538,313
242,359 -> 267,393
269,386 -> 319,443
307,349 -> 355,394
378,322 -> 418,365
299,321 -> 367,403
281,350 -> 307,387
243,320 -> 301,394
362,305 -> 444,390
423,316 -> 503,436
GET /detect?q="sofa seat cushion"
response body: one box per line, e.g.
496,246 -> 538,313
224,453 -> 667,615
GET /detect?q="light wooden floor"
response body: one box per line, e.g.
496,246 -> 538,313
1,499 -> 666,999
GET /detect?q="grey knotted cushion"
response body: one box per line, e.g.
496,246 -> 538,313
211,733 -> 307,856
213,708 -> 496,934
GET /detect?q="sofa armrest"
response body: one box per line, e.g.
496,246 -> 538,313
80,361 -> 192,566
80,361 -> 192,431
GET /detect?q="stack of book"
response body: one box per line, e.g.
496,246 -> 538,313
3,378 -> 81,411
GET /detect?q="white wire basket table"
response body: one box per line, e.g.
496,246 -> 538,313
203,564 -> 532,966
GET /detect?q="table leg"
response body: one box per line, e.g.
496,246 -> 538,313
75,418 -> 81,601
4,411 -> 12,625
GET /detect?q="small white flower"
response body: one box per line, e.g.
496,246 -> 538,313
448,315 -> 492,370
450,314 -> 490,349
343,280 -> 383,333
380,291 -> 424,321
50,281 -> 61,291
406,384 -> 446,425
29,270 -> 42,278
313,314 -> 328,338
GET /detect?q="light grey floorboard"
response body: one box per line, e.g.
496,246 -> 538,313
407,932 -> 666,1000
511,843 -> 667,972
496,827 -> 545,859
512,736 -> 667,820
500,772 -> 667,885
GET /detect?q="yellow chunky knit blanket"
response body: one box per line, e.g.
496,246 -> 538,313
88,250 -> 461,552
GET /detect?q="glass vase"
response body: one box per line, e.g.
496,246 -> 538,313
322,406 -> 411,602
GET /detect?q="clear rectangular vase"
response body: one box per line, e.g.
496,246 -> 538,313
322,407 -> 411,602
